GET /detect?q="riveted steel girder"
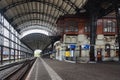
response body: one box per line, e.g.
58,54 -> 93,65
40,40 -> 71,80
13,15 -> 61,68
9,12 -> 57,23
1,0 -> 68,14
63,0 -> 80,12
13,18 -> 55,28
17,21 -> 54,29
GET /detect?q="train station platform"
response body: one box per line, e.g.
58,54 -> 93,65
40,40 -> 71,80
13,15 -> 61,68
26,57 -> 120,80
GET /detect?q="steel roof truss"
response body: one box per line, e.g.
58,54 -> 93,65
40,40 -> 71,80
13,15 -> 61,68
1,0 -> 68,14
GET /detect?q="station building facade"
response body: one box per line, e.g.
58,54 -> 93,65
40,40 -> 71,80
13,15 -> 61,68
54,14 -> 118,62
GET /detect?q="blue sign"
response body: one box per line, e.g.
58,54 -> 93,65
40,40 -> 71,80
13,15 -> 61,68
70,44 -> 76,49
82,44 -> 90,50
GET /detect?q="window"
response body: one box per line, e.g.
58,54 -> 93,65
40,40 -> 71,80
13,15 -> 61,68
0,36 -> 3,45
4,28 -> 9,38
11,49 -> 14,60
15,44 -> 17,49
84,23 -> 90,33
3,38 -> 9,47
65,21 -> 78,32
4,18 -> 9,29
11,27 -> 14,34
3,47 -> 9,60
18,45 -> 20,50
103,20 -> 116,32
15,50 -> 18,59
11,34 -> 14,41
11,42 -> 14,48
0,24 -> 3,35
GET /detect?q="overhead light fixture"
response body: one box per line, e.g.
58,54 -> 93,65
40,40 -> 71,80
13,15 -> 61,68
80,8 -> 86,13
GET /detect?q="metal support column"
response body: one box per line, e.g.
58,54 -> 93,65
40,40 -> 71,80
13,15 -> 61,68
25,52 -> 26,58
1,46 -> 3,64
51,36 -> 55,54
52,42 -> 54,53
9,48 -> 11,63
89,14 -> 97,61
88,1 -> 99,61
17,50 -> 19,60
14,49 -> 15,61
115,3 -> 120,62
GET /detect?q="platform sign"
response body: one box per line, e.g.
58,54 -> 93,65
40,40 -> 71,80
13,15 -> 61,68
81,44 -> 90,50
69,44 -> 76,57
70,44 -> 76,49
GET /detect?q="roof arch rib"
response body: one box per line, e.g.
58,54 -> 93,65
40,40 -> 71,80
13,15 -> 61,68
8,12 -> 57,24
18,23 -> 55,32
13,19 -> 55,28
17,20 -> 54,29
20,24 -> 53,31
63,0 -> 78,9
20,25 -> 56,36
62,0 -> 87,13
1,0 -> 68,14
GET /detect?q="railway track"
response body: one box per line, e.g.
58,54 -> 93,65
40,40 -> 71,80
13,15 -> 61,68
1,58 -> 36,80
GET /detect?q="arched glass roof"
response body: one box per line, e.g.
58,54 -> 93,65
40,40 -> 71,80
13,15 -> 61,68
1,0 -> 117,50
0,0 -> 87,50
0,0 -> 87,33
